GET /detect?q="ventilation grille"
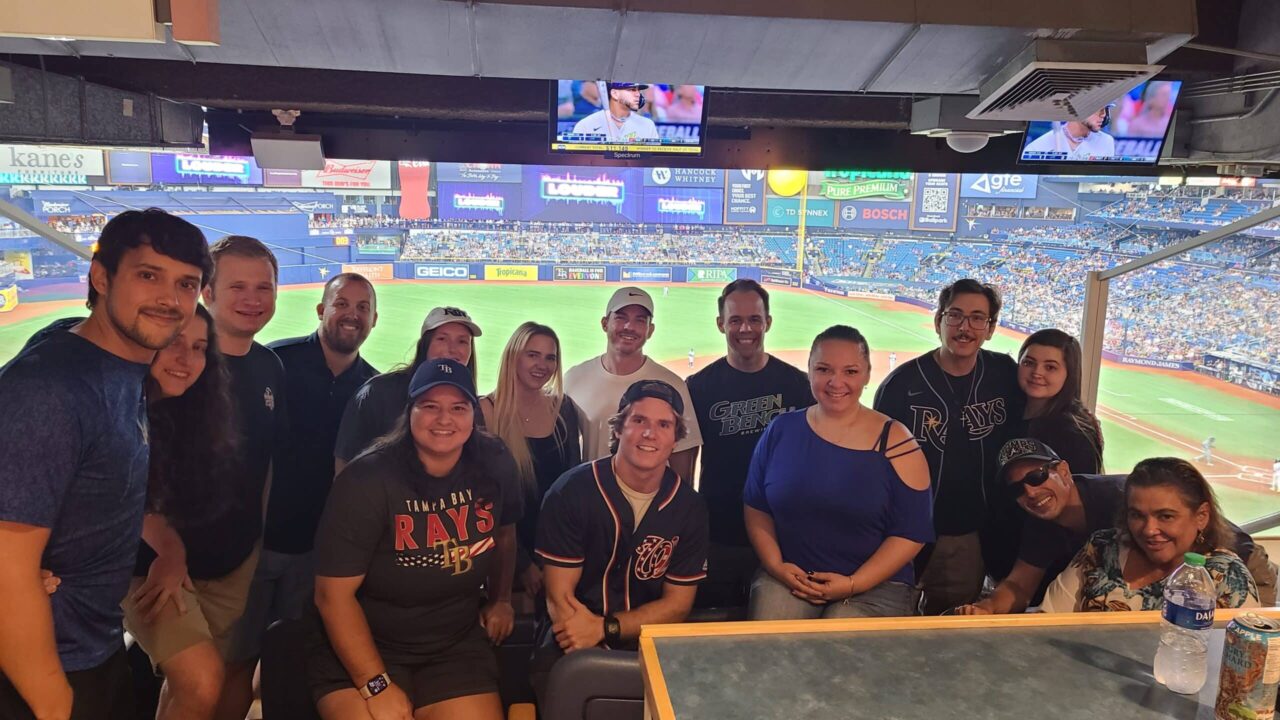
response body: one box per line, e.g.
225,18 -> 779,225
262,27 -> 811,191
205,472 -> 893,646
968,62 -> 1159,122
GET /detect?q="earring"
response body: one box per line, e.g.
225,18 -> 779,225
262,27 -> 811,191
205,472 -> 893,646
1196,530 -> 1206,547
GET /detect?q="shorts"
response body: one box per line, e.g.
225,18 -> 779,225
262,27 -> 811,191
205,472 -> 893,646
306,618 -> 499,709
123,545 -> 260,670
0,647 -> 134,720
225,548 -> 315,664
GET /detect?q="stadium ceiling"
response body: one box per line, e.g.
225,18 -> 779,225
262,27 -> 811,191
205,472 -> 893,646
1,0 -> 1278,173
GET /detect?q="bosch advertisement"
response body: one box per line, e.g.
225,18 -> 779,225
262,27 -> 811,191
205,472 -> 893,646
520,165 -> 642,223
641,187 -> 724,225
151,153 -> 263,186
438,182 -> 522,221
837,201 -> 910,230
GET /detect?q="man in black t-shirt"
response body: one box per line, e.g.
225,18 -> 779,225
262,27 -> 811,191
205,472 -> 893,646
263,273 -> 379,632
686,279 -> 812,608
873,279 -> 1023,614
196,236 -> 288,719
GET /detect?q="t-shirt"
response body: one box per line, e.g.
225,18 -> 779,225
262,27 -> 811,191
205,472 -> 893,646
1023,412 -> 1102,475
686,356 -> 813,546
0,326 -> 150,672
564,356 -> 702,463
314,434 -> 521,661
617,481 -> 658,531
873,349 -> 1022,537
742,411 -> 934,586
1022,125 -> 1116,160
571,110 -> 659,142
1018,474 -> 1123,603
265,333 -> 377,554
536,459 -> 708,650
335,369 -> 486,464
169,343 -> 286,578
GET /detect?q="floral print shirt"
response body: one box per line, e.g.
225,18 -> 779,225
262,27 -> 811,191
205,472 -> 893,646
1041,528 -> 1260,613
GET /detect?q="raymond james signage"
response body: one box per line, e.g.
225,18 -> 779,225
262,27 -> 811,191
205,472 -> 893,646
0,145 -> 104,183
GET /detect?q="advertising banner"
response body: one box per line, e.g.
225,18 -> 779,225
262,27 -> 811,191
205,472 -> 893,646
620,266 -> 672,282
398,161 -> 433,220
285,194 -> 340,213
686,266 -> 738,283
960,173 -> 1038,199
837,200 -> 910,230
760,269 -> 800,287
3,250 -> 34,279
642,186 -> 724,225
414,263 -> 470,280
520,165 -> 641,223
816,170 -> 912,201
264,169 -> 302,187
553,266 -> 606,281
0,284 -> 17,313
909,173 -> 959,232
438,182 -> 521,221
725,169 -> 767,224
766,197 -> 835,227
0,144 -> 105,185
643,167 -> 724,188
151,153 -> 263,186
484,264 -> 538,282
302,159 -> 392,190
342,263 -> 394,281
436,162 -> 522,183
106,150 -> 152,185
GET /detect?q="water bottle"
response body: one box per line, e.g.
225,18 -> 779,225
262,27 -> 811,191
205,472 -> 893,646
1153,552 -> 1216,694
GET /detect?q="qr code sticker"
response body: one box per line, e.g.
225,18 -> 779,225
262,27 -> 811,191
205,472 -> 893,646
922,187 -> 949,214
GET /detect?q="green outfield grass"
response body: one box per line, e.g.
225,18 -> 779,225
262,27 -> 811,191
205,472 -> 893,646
4,282 -> 1278,522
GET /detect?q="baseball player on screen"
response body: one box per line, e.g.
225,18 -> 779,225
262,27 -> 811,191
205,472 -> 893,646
1023,104 -> 1116,161
572,82 -> 660,143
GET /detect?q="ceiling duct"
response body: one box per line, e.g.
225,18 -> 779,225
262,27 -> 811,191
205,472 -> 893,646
967,40 -> 1162,122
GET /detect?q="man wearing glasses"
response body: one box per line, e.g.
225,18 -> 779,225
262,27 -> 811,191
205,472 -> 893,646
874,278 -> 1022,614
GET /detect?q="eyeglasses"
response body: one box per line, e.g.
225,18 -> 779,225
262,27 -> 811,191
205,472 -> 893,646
941,311 -> 993,329
1006,461 -> 1061,496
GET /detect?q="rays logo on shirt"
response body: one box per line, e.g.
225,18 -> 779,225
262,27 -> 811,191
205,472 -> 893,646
911,398 -> 1006,450
634,535 -> 678,580
263,387 -> 275,411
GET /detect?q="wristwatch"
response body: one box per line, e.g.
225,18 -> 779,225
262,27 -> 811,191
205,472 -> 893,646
603,615 -> 622,645
359,672 -> 391,700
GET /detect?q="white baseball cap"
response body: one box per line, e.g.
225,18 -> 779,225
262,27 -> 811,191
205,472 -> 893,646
420,306 -> 482,337
605,286 -> 654,317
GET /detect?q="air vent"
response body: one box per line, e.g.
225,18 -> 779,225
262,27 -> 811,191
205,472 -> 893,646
967,40 -> 1162,122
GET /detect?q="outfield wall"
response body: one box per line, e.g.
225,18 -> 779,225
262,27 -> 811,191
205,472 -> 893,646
276,261 -> 807,287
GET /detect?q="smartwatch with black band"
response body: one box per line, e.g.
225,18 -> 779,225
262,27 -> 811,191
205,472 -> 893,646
359,672 -> 391,700
603,615 -> 622,645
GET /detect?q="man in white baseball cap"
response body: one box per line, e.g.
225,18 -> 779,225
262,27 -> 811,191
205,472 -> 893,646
565,287 -> 702,483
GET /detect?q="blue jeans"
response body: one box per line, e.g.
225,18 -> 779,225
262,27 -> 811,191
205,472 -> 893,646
748,570 -> 916,620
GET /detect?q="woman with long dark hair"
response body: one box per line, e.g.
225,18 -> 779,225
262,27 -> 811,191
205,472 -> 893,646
480,322 -> 581,600
121,305 -> 249,720
1018,329 -> 1104,474
309,358 -> 521,720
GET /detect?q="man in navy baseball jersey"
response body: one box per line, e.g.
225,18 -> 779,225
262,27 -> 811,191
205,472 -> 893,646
532,380 -> 708,702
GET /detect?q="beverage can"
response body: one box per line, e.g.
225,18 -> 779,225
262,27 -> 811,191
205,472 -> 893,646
1216,613 -> 1280,720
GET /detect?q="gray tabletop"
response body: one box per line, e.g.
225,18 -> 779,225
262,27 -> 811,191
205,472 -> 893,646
653,625 -> 1231,719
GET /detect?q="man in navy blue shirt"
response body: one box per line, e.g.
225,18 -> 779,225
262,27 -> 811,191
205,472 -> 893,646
532,380 -> 708,703
0,209 -> 211,720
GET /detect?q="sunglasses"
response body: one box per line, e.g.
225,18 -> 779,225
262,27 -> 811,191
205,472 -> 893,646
1006,461 -> 1061,496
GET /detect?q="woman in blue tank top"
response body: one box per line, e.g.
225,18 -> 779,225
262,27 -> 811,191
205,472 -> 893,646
743,326 -> 934,619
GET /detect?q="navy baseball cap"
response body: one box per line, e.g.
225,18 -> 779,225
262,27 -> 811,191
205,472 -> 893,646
609,82 -> 650,91
619,379 -> 684,415
408,358 -> 478,405
996,438 -> 1061,481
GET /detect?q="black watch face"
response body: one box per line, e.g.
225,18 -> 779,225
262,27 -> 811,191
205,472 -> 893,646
367,674 -> 390,696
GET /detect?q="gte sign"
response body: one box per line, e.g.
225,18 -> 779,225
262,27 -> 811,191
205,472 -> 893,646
414,264 -> 469,280
961,173 -> 1036,199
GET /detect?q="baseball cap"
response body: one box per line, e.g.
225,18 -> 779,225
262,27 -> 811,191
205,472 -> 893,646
609,82 -> 650,91
618,379 -> 684,415
995,438 -> 1062,481
605,287 -> 654,317
421,306 -> 482,337
408,358 -> 478,405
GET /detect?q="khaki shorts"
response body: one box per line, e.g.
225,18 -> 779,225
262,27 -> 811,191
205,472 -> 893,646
123,545 -> 260,670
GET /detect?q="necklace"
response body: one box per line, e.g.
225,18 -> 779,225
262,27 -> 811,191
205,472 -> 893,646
520,395 -> 549,424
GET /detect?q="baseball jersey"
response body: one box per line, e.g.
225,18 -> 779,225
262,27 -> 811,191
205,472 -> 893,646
1023,125 -> 1116,160
572,110 -> 659,143
564,356 -> 702,462
535,459 -> 708,646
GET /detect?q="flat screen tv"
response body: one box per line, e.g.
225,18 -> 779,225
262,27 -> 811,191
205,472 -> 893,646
1018,79 -> 1182,165
551,80 -> 708,158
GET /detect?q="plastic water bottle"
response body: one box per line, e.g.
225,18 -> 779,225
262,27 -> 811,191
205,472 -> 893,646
1153,552 -> 1216,694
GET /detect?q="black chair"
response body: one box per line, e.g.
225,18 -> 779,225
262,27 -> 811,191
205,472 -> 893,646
126,639 -> 161,720
541,649 -> 644,720
260,619 -> 321,720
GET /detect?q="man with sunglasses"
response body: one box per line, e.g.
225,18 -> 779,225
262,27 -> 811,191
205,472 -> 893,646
874,278 -> 1022,614
959,438 -> 1277,614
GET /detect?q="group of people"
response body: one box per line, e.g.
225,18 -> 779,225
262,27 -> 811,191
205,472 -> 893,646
0,207 -> 1273,720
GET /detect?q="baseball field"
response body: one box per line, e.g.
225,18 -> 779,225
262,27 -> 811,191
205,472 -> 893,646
3,280 -> 1277,524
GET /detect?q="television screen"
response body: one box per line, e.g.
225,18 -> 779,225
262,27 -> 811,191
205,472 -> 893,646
551,80 -> 707,157
1018,80 -> 1182,165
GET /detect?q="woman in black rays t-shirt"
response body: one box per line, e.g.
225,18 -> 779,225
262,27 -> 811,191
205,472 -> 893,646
309,358 -> 521,720
1016,329 -> 1104,474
